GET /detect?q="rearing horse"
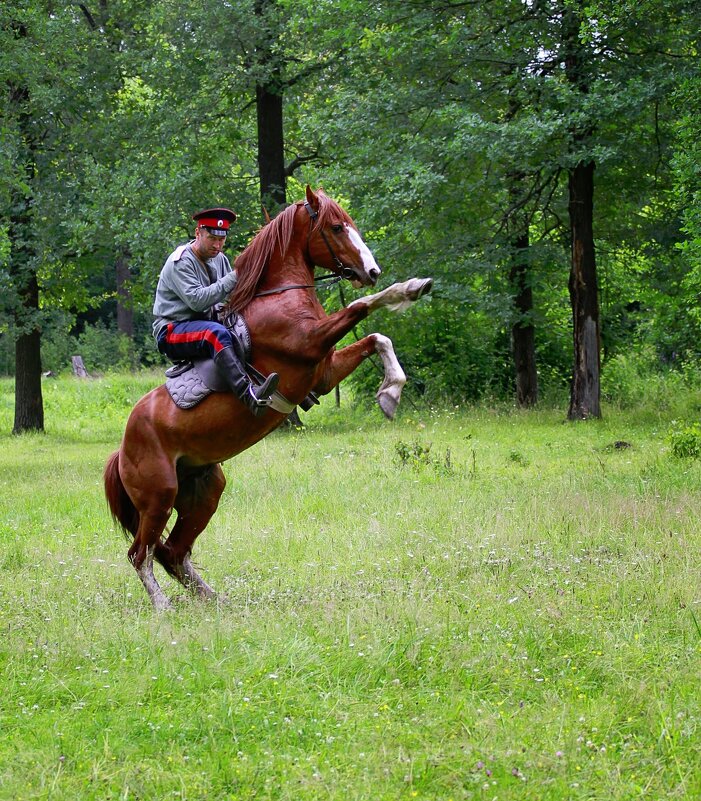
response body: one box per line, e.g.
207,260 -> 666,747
104,186 -> 432,610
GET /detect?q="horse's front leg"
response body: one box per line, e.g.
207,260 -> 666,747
314,334 -> 406,419
373,334 -> 407,418
293,277 -> 433,359
348,277 -> 433,314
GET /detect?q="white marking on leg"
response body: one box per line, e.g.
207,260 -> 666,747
349,277 -> 432,313
136,546 -> 172,612
373,334 -> 406,419
177,557 -> 218,600
346,226 -> 381,282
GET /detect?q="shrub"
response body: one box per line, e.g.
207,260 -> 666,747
394,439 -> 456,476
601,346 -> 688,409
669,421 -> 701,459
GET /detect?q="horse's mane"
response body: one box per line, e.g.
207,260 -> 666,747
228,191 -> 354,312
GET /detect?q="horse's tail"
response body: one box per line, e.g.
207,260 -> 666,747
104,451 -> 139,540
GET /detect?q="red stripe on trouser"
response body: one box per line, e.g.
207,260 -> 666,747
166,325 -> 227,353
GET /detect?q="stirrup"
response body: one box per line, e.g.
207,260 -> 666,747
248,372 -> 280,407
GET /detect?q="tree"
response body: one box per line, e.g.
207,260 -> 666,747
2,9 -> 51,432
561,0 -> 601,419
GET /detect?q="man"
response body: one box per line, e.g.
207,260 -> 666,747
152,207 -> 279,417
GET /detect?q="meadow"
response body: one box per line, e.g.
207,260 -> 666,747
1,373 -> 700,800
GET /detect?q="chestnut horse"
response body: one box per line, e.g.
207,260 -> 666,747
104,186 -> 432,610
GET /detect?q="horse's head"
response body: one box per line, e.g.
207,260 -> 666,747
303,186 -> 381,288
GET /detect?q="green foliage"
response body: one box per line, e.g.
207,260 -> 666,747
40,322 -> 163,376
394,438 -> 456,476
669,421 -> 701,459
347,298 -> 515,404
600,346 -> 701,413
508,448 -> 530,466
75,324 -> 134,373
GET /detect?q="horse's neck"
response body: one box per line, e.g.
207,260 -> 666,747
260,245 -> 313,293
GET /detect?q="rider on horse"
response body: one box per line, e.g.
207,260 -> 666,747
152,207 -> 279,417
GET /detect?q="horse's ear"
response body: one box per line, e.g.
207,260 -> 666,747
262,206 -> 272,225
305,185 -> 319,210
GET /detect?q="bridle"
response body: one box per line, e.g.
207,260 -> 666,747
253,201 -> 356,298
303,200 -> 357,281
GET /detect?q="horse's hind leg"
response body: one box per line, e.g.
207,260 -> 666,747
120,455 -> 178,611
128,506 -> 176,612
156,464 -> 227,601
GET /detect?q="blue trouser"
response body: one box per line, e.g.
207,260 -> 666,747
157,320 -> 234,362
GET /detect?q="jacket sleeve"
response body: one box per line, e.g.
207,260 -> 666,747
165,254 -> 237,313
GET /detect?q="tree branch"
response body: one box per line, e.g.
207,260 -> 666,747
284,151 -> 321,177
77,3 -> 97,30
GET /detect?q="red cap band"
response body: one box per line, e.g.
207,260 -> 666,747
197,217 -> 231,231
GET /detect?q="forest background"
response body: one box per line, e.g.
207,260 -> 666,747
1,0 -> 700,432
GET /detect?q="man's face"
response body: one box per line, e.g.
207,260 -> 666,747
195,227 -> 226,259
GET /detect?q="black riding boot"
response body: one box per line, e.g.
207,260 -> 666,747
213,347 -> 279,418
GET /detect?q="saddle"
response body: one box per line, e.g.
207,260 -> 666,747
164,312 -> 319,414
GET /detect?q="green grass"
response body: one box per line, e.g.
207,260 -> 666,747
1,374 -> 701,799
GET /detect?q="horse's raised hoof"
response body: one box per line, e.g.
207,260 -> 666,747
408,277 -> 433,301
377,390 -> 400,420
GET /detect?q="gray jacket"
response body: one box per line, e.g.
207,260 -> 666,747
152,242 -> 238,338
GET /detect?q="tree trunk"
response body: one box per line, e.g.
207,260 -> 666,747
71,355 -> 90,378
567,159 -> 600,419
13,274 -> 44,434
256,85 -> 286,211
116,252 -> 134,337
9,19 -> 44,433
563,0 -> 601,420
255,0 -> 286,212
510,231 -> 538,407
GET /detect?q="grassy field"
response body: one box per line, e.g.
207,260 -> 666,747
1,373 -> 701,800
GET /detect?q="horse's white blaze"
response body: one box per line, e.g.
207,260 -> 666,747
347,225 -> 381,280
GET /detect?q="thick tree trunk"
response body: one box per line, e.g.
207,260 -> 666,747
254,0 -> 286,212
9,20 -> 44,433
567,159 -> 601,419
562,0 -> 601,420
510,231 -> 538,407
13,274 -> 44,434
256,85 -> 286,211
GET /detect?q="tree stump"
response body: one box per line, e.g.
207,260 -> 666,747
71,355 -> 89,378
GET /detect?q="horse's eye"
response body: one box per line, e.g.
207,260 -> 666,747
331,224 -> 344,234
